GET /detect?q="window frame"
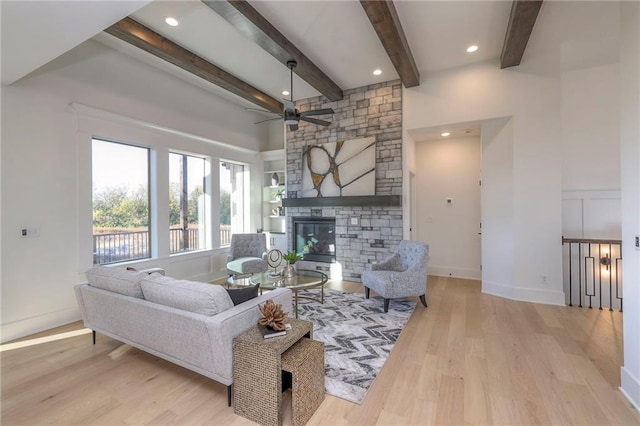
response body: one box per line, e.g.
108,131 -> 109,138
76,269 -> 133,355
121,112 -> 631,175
219,159 -> 250,246
168,151 -> 212,255
84,133 -> 255,269
91,137 -> 152,265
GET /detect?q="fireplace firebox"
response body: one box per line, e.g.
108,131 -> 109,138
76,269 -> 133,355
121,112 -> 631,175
292,217 -> 336,263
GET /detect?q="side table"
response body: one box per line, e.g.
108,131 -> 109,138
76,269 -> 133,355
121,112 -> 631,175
233,318 -> 313,426
282,338 -> 325,426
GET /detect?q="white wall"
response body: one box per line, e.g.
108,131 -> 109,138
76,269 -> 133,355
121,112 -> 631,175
415,135 -> 481,279
404,57 -> 564,305
1,40 -> 266,342
562,190 -> 621,239
619,0 -> 640,410
403,1 -> 626,306
402,131 -> 417,239
480,117 -> 515,298
561,63 -> 620,191
560,62 -> 622,243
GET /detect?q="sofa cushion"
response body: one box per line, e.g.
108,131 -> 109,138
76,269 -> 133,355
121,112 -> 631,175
141,274 -> 234,316
85,266 -> 147,298
226,283 -> 260,306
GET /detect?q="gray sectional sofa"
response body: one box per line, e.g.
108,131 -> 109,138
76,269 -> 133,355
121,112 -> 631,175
74,267 -> 293,405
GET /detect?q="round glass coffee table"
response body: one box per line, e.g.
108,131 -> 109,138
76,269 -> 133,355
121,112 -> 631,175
228,269 -> 328,318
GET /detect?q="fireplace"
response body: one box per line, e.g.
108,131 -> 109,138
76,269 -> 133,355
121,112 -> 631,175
292,217 -> 336,263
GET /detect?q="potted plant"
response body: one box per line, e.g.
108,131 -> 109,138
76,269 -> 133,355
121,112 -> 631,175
273,188 -> 285,201
282,251 -> 302,278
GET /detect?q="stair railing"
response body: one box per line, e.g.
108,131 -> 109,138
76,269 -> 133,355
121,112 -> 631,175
562,237 -> 623,312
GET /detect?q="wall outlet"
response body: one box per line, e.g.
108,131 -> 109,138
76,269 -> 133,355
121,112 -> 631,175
635,234 -> 640,250
541,274 -> 548,285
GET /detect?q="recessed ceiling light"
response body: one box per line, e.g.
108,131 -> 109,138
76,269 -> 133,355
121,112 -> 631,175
373,69 -> 382,76
441,132 -> 451,137
282,90 -> 290,96
165,17 -> 179,27
466,45 -> 478,53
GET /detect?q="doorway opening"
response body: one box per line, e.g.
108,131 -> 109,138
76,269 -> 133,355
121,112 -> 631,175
411,124 -> 482,280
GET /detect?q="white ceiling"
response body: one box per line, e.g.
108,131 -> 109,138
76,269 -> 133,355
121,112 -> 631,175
0,0 -> 152,85
1,1 -> 513,101
408,121 -> 482,143
126,0 -> 512,103
2,0 -> 622,117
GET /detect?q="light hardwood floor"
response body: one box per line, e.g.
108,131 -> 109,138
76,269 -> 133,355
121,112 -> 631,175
2,276 -> 639,425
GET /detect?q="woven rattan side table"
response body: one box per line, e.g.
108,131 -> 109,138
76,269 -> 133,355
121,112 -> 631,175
233,318 -> 313,426
281,338 -> 325,426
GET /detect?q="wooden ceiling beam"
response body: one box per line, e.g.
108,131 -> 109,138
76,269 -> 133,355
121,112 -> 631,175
500,0 -> 543,69
104,17 -> 283,113
360,0 -> 420,88
202,0 -> 343,101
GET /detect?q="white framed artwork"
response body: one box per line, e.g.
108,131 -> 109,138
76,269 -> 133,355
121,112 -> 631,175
301,137 -> 375,197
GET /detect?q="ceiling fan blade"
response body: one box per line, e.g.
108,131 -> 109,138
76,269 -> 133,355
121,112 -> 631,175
283,99 -> 295,111
246,107 -> 274,114
300,116 -> 331,126
254,116 -> 284,124
300,108 -> 334,117
288,123 -> 299,131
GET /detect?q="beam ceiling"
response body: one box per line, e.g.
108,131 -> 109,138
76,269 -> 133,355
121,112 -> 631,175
104,17 -> 283,113
202,0 -> 343,102
360,0 -> 420,88
500,0 -> 543,69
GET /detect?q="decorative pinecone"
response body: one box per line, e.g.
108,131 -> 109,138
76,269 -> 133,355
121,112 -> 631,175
258,299 -> 288,331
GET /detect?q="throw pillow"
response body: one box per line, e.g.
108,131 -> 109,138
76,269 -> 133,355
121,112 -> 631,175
387,253 -> 406,271
226,284 -> 260,306
372,253 -> 405,272
140,274 -> 234,316
85,266 -> 147,298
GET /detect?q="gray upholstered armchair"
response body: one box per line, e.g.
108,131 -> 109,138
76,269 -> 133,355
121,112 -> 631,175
226,233 -> 268,276
362,240 -> 429,313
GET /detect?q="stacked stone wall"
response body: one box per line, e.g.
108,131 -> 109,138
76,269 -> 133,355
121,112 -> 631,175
286,80 -> 403,281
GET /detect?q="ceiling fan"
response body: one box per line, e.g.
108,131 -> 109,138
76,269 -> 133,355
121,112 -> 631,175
249,60 -> 334,131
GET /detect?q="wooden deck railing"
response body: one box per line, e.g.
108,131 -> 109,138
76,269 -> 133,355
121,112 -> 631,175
93,225 -> 233,265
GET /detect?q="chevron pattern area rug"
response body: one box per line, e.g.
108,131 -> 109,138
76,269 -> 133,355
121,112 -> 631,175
296,289 -> 416,404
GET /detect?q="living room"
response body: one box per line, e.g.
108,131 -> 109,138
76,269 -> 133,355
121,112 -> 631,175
1,0 -> 639,423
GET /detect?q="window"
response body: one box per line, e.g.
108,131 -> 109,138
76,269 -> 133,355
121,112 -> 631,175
92,139 -> 150,264
169,153 -> 208,254
219,160 -> 246,245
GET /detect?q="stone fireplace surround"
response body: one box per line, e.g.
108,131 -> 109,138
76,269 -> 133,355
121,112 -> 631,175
285,80 -> 404,282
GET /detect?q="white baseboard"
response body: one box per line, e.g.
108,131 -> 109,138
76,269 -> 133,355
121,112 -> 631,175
621,367 -> 640,412
429,266 -> 481,280
482,280 -> 565,306
1,307 -> 81,344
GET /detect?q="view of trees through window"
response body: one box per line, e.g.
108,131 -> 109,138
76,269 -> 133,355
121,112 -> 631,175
92,139 -> 150,264
220,160 -> 244,244
169,153 -> 207,254
92,139 -> 243,263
